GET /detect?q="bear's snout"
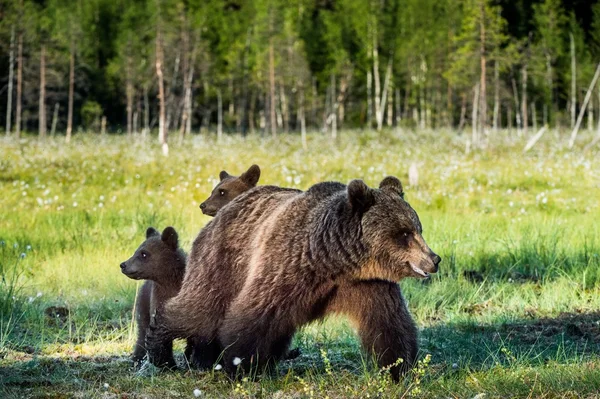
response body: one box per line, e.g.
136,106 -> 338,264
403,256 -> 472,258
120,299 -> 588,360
199,202 -> 206,210
120,262 -> 127,270
431,254 -> 441,271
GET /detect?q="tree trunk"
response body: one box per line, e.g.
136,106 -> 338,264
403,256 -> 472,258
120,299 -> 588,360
101,116 -> 106,135
50,103 -> 59,136
39,45 -> 47,138
126,53 -> 133,137
588,94 -> 594,131
217,88 -> 223,142
373,30 -> 381,131
458,92 -> 467,131
66,42 -> 75,142
299,84 -> 306,149
508,104 -> 513,131
15,22 -> 23,139
395,87 -> 401,126
330,73 -> 337,140
511,76 -> 522,135
6,26 -> 14,136
269,37 -> 277,138
377,59 -> 393,131
569,63 -> 600,148
155,8 -> 167,153
472,82 -> 480,146
143,85 -> 149,137
522,66 -> 528,134
570,33 -> 576,128
387,81 -> 393,127
280,85 -> 289,133
165,50 -> 180,132
367,69 -> 373,128
479,1 -> 487,134
493,60 -> 499,131
532,102 -> 537,133
249,90 -> 256,135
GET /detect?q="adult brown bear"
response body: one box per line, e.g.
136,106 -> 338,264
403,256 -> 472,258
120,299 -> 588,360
147,177 -> 440,380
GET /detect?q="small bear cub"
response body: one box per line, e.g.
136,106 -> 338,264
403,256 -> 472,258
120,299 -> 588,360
199,164 -> 261,216
120,226 -> 190,368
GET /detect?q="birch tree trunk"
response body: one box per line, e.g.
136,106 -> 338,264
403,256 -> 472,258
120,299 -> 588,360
217,89 -> 223,142
155,6 -> 167,154
126,51 -> 133,136
367,70 -> 373,128
299,84 -> 306,149
511,76 -> 522,136
15,21 -> 23,139
472,83 -> 480,146
5,26 -> 14,136
376,59 -> 393,131
50,103 -> 59,136
395,87 -> 401,126
493,60 -> 499,131
569,63 -> 600,148
39,45 -> 47,138
387,82 -> 393,126
373,31 -> 381,131
458,93 -> 467,131
522,66 -> 528,134
479,1 -> 487,135
570,33 -> 576,128
66,42 -> 75,143
269,36 -> 277,138
143,85 -> 149,137
330,73 -> 337,140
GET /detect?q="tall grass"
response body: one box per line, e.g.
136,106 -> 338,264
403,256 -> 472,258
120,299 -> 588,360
1,129 -> 599,397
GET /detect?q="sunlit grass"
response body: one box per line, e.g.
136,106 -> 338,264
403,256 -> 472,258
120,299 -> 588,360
1,129 -> 600,397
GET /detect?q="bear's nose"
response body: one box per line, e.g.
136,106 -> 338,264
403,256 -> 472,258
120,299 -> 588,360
120,262 -> 127,270
432,254 -> 441,267
199,202 -> 206,210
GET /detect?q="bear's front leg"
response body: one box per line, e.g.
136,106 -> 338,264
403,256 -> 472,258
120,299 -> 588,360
145,312 -> 177,370
327,279 -> 418,381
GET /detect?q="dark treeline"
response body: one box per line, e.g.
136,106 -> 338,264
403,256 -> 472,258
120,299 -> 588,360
1,0 -> 600,146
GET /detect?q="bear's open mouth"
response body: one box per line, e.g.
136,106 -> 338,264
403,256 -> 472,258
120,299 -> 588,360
409,261 -> 429,278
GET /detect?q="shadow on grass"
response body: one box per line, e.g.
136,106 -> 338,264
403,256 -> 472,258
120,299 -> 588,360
1,311 -> 599,397
421,311 -> 600,370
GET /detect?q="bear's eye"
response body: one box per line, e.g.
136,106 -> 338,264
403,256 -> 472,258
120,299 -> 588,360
140,251 -> 149,259
397,231 -> 411,246
219,189 -> 226,196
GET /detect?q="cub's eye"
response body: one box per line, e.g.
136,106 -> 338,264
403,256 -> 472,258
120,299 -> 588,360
397,231 -> 411,245
402,232 -> 408,238
140,251 -> 148,259
219,189 -> 225,196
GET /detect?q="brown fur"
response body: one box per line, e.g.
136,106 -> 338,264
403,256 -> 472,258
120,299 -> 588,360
200,164 -> 261,216
146,178 -> 440,380
120,226 -> 193,368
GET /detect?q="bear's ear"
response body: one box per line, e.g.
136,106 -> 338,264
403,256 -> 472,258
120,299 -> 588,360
219,170 -> 230,181
146,227 -> 160,239
347,180 -> 374,212
379,176 -> 404,199
240,164 -> 261,187
161,226 -> 179,250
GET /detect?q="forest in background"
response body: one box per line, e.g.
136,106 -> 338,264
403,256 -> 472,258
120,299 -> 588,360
1,0 -> 600,148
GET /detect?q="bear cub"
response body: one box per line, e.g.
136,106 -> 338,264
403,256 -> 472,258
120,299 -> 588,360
120,226 -> 192,368
200,164 -> 261,216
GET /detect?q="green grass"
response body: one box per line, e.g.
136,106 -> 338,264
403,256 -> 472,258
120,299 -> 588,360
1,129 -> 600,398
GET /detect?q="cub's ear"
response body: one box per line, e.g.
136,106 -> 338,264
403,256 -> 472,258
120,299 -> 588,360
347,180 -> 374,212
379,176 -> 404,199
146,227 -> 160,239
219,170 -> 230,181
240,164 -> 261,187
161,226 -> 179,250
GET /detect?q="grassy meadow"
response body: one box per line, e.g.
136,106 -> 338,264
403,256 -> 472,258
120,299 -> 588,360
1,129 -> 600,398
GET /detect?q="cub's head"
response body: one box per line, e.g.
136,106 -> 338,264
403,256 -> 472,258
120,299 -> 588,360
199,164 -> 261,216
120,226 -> 184,281
349,176 -> 441,281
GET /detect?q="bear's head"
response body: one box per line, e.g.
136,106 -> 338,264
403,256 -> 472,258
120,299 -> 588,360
120,226 -> 184,281
199,164 -> 261,216
348,176 -> 441,281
